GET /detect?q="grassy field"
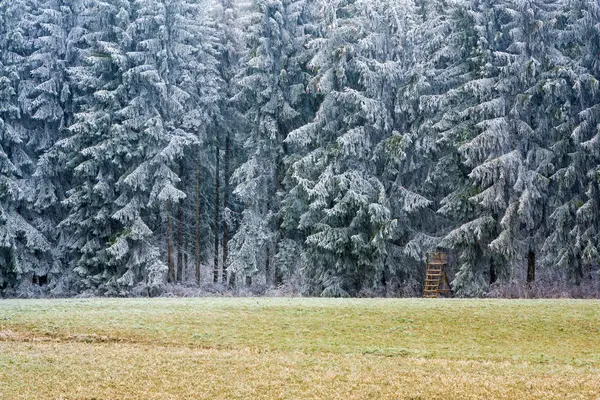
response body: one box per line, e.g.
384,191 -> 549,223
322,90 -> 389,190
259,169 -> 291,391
1,298 -> 599,399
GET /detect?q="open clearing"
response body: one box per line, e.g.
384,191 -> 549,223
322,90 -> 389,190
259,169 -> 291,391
1,298 -> 599,399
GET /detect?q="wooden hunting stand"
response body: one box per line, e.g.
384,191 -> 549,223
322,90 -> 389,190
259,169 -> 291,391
424,252 -> 452,298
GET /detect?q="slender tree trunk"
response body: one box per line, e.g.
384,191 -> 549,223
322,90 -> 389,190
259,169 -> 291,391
272,127 -> 288,286
274,164 -> 283,286
222,132 -> 230,285
184,247 -> 188,282
489,258 -> 497,285
167,200 -> 175,283
176,201 -> 183,282
575,252 -> 583,286
265,247 -> 271,286
195,164 -> 201,286
213,146 -> 220,283
527,250 -> 535,284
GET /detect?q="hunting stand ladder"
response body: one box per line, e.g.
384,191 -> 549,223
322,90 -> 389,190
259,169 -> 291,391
424,252 -> 452,298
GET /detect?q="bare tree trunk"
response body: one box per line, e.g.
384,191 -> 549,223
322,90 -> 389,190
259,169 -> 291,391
272,126 -> 288,287
575,252 -> 583,285
265,247 -> 271,286
184,245 -> 188,282
489,258 -> 497,285
274,166 -> 283,286
195,164 -> 201,286
176,201 -> 183,282
213,146 -> 220,283
222,133 -> 230,285
167,200 -> 175,283
527,250 -> 535,284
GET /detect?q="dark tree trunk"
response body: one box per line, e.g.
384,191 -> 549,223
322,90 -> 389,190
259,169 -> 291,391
527,250 -> 535,284
195,164 -> 201,286
222,132 -> 230,285
575,252 -> 583,285
167,200 -> 175,283
273,167 -> 283,286
176,201 -> 183,282
489,258 -> 497,285
184,248 -> 188,282
265,247 -> 271,286
213,146 -> 220,283
272,128 -> 288,287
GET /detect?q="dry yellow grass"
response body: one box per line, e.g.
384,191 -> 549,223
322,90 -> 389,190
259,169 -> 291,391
1,298 -> 599,399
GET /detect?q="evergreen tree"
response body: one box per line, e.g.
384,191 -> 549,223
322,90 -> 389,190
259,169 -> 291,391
287,0 -> 410,296
543,0 -> 600,284
229,0 -> 315,287
58,0 -> 134,293
0,0 -> 59,294
1,0 -> 599,297
433,0 -> 564,294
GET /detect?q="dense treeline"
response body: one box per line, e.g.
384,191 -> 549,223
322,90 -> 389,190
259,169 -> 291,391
1,0 -> 599,297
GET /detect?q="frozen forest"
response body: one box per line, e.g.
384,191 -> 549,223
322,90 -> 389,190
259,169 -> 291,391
1,0 -> 599,297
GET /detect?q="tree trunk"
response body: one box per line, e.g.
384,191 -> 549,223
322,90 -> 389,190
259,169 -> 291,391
489,258 -> 497,285
222,133 -> 230,285
195,164 -> 201,286
575,252 -> 583,286
213,146 -> 220,283
273,165 -> 283,286
527,250 -> 535,284
167,200 -> 175,283
176,201 -> 183,282
272,125 -> 288,286
184,247 -> 188,282
265,246 -> 271,286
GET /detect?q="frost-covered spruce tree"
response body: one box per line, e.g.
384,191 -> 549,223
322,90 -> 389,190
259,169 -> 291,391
108,0 -> 215,292
229,0 -> 315,287
473,0 -> 566,286
543,0 -> 600,284
214,0 -> 246,285
57,0 -> 135,293
286,0 -> 404,296
164,0 -> 221,285
425,1 -> 517,296
114,0 -> 180,291
22,0 -> 80,293
424,0 -> 565,295
59,0 -> 219,294
572,0 -> 600,282
0,0 -> 54,294
378,0 -> 455,292
0,0 -> 77,294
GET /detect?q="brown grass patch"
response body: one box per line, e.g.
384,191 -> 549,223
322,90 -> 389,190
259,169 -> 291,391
1,298 -> 599,399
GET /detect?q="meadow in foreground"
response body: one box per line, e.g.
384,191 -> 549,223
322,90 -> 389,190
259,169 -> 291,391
1,298 -> 599,399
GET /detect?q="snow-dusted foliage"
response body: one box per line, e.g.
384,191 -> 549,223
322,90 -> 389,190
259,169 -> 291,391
1,0 -> 599,297
286,0 -> 418,296
228,0 -> 316,286
542,0 -> 600,284
51,0 -> 219,295
0,0 -> 72,295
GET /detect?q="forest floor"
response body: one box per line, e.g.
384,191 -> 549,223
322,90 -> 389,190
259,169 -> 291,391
0,298 -> 599,399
